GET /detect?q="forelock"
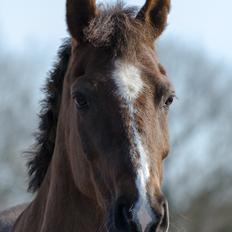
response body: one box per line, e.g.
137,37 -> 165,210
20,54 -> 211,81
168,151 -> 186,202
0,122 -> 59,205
83,3 -> 154,59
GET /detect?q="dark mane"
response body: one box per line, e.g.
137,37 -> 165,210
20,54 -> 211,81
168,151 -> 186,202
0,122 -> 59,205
27,39 -> 71,192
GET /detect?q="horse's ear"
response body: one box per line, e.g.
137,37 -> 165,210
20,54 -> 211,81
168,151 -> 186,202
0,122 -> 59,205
136,0 -> 170,39
66,0 -> 96,42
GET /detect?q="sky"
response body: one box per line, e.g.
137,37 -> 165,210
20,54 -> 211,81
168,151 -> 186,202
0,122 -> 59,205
0,0 -> 231,64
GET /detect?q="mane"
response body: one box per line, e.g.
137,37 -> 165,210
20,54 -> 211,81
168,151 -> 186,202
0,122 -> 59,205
27,39 -> 71,192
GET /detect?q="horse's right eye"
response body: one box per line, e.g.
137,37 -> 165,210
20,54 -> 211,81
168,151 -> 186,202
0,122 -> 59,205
73,92 -> 89,110
165,95 -> 174,107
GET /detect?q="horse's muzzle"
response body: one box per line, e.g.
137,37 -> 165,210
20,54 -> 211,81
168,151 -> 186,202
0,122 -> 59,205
108,196 -> 169,232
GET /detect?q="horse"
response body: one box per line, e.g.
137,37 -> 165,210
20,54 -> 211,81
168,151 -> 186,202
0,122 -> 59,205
0,0 -> 175,231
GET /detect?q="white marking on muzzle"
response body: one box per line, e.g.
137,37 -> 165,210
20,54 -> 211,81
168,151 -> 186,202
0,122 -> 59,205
113,60 -> 153,231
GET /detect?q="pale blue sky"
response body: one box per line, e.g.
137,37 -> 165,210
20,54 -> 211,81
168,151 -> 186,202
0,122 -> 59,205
0,0 -> 231,63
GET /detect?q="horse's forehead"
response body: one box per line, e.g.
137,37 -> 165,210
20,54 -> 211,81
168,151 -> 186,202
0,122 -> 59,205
112,60 -> 144,102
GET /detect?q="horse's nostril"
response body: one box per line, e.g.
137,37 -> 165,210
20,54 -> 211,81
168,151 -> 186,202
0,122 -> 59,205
114,201 -> 131,230
113,198 -> 140,231
160,199 -> 169,230
148,199 -> 169,232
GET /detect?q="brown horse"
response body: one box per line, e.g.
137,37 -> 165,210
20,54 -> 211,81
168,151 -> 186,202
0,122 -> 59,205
0,0 -> 175,231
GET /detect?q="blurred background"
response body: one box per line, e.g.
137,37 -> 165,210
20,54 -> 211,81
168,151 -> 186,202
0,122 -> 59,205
0,0 -> 231,231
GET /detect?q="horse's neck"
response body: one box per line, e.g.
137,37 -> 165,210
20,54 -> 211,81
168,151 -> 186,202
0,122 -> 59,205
13,147 -> 104,232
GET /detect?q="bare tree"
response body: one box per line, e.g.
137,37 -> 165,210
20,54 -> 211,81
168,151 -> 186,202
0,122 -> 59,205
158,40 -> 232,231
0,38 -> 50,210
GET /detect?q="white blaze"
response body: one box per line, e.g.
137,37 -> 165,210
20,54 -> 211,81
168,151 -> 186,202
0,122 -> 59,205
113,61 -> 144,101
112,60 -> 153,231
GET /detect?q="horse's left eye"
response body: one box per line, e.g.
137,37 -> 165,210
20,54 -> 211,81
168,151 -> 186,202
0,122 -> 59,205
73,92 -> 89,110
164,95 -> 174,107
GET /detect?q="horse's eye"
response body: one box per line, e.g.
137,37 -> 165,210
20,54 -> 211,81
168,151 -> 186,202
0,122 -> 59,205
73,92 -> 89,110
164,95 -> 174,107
